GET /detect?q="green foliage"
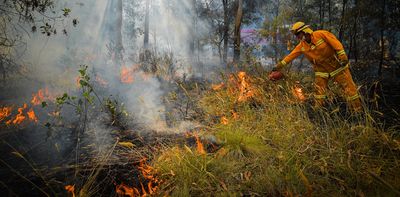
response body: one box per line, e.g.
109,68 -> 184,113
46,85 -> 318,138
55,65 -> 95,114
62,8 -> 71,17
104,98 -> 129,127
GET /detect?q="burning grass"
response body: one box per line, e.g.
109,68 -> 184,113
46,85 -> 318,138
152,69 -> 400,196
1,64 -> 399,196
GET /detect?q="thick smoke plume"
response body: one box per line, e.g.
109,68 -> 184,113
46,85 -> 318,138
13,0 -> 213,134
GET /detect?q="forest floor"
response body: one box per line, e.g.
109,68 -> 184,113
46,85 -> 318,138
0,62 -> 399,196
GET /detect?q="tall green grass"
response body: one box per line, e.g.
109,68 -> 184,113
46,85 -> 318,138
153,69 -> 400,196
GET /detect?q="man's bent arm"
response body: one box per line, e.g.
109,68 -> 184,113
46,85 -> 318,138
276,44 -> 303,70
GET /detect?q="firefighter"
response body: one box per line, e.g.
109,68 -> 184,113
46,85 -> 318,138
269,21 -> 362,112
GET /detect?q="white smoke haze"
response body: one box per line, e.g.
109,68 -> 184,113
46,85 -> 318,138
10,0 -> 217,137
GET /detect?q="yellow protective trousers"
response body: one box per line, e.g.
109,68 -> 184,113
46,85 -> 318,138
314,65 -> 362,112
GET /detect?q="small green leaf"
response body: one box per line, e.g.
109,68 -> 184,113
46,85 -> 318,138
79,80 -> 88,87
62,8 -> 71,17
76,106 -> 82,113
79,69 -> 85,76
41,101 -> 47,108
83,92 -> 90,98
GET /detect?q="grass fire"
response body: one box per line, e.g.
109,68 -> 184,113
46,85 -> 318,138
0,0 -> 399,196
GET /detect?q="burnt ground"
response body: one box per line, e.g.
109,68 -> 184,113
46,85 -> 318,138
0,63 -> 398,196
0,121 -> 216,196
0,76 -> 212,196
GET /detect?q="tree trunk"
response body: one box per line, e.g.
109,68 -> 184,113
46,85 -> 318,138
222,0 -> 229,63
189,0 -> 197,57
114,0 -> 123,65
378,0 -> 386,77
328,0 -> 331,27
338,0 -> 347,40
273,0 -> 280,62
319,0 -> 325,29
353,23 -> 358,62
233,0 -> 243,62
299,0 -> 303,16
352,0 -> 359,62
144,0 -> 150,49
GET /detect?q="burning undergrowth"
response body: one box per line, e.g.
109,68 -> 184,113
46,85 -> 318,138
151,66 -> 400,196
0,59 -> 399,196
0,54 -> 214,196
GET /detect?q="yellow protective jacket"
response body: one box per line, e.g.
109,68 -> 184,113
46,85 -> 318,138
279,30 -> 348,73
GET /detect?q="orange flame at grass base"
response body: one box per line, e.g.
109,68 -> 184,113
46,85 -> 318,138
237,71 -> 257,102
194,133 -> 206,155
292,81 -> 306,102
0,106 -> 12,122
31,88 -> 54,106
231,110 -> 239,120
64,185 -> 75,197
121,66 -> 134,84
27,108 -> 38,123
116,183 -> 139,197
116,158 -> 161,197
7,103 -> 27,125
212,82 -> 225,91
221,116 -> 229,125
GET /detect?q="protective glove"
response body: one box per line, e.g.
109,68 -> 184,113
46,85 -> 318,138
339,59 -> 349,67
268,70 -> 283,81
338,54 -> 349,67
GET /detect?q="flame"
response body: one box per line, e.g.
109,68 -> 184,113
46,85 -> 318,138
212,82 -> 225,91
194,133 -> 206,155
228,74 -> 237,94
27,108 -> 38,123
0,106 -> 12,122
140,182 -> 147,196
7,103 -> 27,125
231,110 -> 239,120
31,88 -> 55,106
137,158 -> 155,180
64,185 -> 76,197
121,66 -> 134,84
116,158 -> 161,196
75,76 -> 81,87
237,72 -> 256,102
116,183 -> 138,197
292,82 -> 306,102
221,116 -> 229,125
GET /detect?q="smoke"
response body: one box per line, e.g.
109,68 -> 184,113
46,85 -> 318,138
0,1 -> 220,185
8,0 -> 215,135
